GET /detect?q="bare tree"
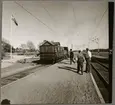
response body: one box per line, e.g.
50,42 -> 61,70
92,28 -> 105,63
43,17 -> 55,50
2,37 -> 10,44
20,44 -> 27,50
27,41 -> 36,51
2,37 -> 15,53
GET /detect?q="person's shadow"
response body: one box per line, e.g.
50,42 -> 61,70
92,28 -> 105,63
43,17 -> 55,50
58,61 -> 69,65
58,66 -> 79,74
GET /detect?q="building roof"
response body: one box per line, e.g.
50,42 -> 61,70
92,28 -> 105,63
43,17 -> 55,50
40,40 -> 60,46
51,41 -> 60,46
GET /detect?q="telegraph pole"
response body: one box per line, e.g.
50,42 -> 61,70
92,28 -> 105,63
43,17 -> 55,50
96,38 -> 100,54
71,44 -> 73,49
10,15 -> 13,60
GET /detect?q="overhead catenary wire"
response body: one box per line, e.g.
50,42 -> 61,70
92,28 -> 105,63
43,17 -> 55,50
64,3 -> 78,47
63,3 -> 75,36
72,3 -> 77,22
66,3 -> 81,50
88,7 -> 108,48
40,2 -> 64,36
89,7 -> 108,41
40,2 -> 56,25
14,1 -> 57,35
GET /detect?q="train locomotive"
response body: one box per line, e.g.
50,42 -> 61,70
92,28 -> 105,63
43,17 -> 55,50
39,40 -> 68,64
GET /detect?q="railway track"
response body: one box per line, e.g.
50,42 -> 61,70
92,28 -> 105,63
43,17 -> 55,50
94,59 -> 109,70
91,61 -> 109,103
1,64 -> 51,87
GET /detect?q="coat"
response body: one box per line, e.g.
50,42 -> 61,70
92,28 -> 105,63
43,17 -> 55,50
70,51 -> 74,58
77,53 -> 84,63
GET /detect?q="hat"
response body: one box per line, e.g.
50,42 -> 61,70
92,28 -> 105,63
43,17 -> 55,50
86,48 -> 89,51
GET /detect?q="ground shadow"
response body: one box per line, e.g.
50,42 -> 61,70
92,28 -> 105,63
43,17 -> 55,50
32,60 -> 52,65
58,61 -> 70,65
58,66 -> 79,74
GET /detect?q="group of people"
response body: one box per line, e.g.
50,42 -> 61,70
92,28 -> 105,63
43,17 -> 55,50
70,48 -> 92,75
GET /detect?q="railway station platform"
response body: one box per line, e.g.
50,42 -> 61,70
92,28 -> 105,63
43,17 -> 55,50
1,59 -> 104,104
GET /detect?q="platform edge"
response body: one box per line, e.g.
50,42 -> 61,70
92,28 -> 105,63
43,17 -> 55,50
90,72 -> 105,103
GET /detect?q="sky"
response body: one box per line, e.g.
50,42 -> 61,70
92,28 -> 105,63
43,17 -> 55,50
2,1 -> 108,50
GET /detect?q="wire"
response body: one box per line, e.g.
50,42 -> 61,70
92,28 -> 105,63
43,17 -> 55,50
40,2 -> 64,36
89,7 -> 108,40
14,1 -> 57,35
72,3 -> 77,22
40,2 -> 55,24
88,7 -> 108,47
64,3 -> 77,37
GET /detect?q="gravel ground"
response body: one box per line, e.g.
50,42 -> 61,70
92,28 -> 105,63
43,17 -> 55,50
1,59 -> 101,104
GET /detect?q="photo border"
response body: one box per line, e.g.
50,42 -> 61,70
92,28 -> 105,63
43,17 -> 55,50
0,0 -> 115,105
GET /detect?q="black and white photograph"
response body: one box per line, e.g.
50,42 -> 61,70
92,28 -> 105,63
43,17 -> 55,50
1,1 -> 113,104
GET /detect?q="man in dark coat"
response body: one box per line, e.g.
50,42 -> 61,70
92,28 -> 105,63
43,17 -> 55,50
77,50 -> 85,75
70,49 -> 75,65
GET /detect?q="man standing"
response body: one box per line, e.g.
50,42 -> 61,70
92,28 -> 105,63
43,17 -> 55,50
70,49 -> 75,65
84,48 -> 92,73
77,50 -> 85,75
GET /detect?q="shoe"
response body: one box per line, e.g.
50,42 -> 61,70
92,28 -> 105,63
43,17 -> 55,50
79,73 -> 83,75
77,71 -> 79,73
81,72 -> 83,75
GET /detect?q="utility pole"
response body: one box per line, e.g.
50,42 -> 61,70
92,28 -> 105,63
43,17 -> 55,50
71,44 -> 73,49
10,15 -> 13,60
92,37 -> 100,54
96,38 -> 100,54
10,14 -> 18,60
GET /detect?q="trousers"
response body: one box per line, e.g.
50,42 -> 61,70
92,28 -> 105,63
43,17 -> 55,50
70,57 -> 75,64
86,58 -> 90,72
77,62 -> 83,73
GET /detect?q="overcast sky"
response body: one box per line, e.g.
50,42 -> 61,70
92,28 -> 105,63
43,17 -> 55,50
2,1 -> 108,50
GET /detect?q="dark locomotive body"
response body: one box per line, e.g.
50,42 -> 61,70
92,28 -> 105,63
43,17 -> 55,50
39,40 -> 68,63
